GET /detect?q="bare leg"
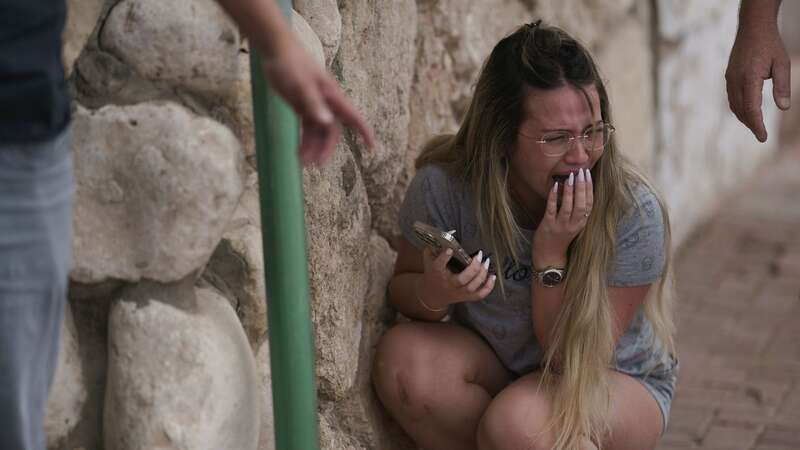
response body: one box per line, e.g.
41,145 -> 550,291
604,371 -> 664,450
477,371 -> 662,450
373,322 -> 511,450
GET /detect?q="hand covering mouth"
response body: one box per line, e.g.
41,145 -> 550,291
551,171 -> 577,185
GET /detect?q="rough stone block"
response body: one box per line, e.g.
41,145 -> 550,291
104,281 -> 259,449
71,102 -> 243,284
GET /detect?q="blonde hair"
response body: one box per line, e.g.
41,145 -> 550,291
416,22 -> 675,449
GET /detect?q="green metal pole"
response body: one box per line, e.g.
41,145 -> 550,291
249,1 -> 320,449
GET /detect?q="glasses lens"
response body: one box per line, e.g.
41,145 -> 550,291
588,124 -> 612,151
541,134 -> 570,156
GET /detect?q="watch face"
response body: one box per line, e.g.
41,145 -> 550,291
541,270 -> 564,287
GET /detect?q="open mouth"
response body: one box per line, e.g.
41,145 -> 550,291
552,174 -> 570,185
551,171 -> 578,187
551,171 -> 582,204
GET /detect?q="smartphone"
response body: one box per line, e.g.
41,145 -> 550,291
412,221 -> 472,273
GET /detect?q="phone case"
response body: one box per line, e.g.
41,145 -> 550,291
412,221 -> 472,273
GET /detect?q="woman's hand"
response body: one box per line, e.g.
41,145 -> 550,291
531,168 -> 593,268
417,247 -> 497,310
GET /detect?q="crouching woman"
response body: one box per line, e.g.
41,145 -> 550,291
372,21 -> 678,450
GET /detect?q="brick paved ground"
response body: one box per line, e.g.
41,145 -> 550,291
657,147 -> 800,450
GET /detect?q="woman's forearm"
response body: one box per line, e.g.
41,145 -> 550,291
531,281 -> 566,352
530,251 -> 568,352
388,273 -> 450,321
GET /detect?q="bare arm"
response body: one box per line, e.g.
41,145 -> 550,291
738,0 -> 783,33
531,280 -> 651,351
530,273 -> 565,350
389,237 -> 495,321
213,0 -> 292,60
213,0 -> 375,165
529,170 -> 586,350
530,170 -> 658,351
389,239 -> 449,321
726,0 -> 790,142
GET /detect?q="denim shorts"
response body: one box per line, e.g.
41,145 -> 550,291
619,356 -> 679,433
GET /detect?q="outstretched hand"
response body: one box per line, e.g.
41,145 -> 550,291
725,23 -> 791,143
261,37 -> 376,166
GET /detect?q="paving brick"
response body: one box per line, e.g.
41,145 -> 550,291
765,412 -> 800,429
671,385 -> 734,410
744,360 -> 800,384
667,404 -> 716,438
764,325 -> 800,360
755,425 -> 800,448
657,430 -> 702,449
700,423 -> 762,448
777,251 -> 800,278
664,150 -> 800,449
777,384 -> 800,410
680,362 -> 749,387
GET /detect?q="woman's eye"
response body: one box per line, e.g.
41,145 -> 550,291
589,125 -> 604,135
543,135 -> 570,145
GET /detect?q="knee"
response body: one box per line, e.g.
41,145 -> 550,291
476,383 -> 552,450
372,323 -> 439,416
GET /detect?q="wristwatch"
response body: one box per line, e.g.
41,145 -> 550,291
532,266 -> 567,288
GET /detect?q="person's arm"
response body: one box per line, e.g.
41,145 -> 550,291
530,171 -> 584,350
389,238 -> 495,321
725,0 -> 791,143
214,0 -> 375,165
531,173 -> 664,352
529,168 -> 642,350
531,279 -> 650,351
529,271 -> 564,350
214,0 -> 294,61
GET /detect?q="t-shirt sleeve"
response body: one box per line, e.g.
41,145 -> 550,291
398,165 -> 462,250
608,185 -> 667,287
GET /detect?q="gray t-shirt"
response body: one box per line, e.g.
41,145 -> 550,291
399,165 -> 672,377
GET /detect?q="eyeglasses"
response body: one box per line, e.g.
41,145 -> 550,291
522,122 -> 615,157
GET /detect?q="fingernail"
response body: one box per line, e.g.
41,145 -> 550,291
587,170 -> 592,183
318,108 -> 334,124
553,182 -> 558,193
483,258 -> 490,270
568,172 -> 574,186
578,168 -> 585,183
445,248 -> 453,256
490,275 -> 497,282
778,97 -> 791,110
476,250 -> 483,263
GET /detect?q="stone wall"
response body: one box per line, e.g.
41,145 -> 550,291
53,0 -> 780,449
781,0 -> 800,53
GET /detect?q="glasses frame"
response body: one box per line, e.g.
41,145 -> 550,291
525,122 -> 616,157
